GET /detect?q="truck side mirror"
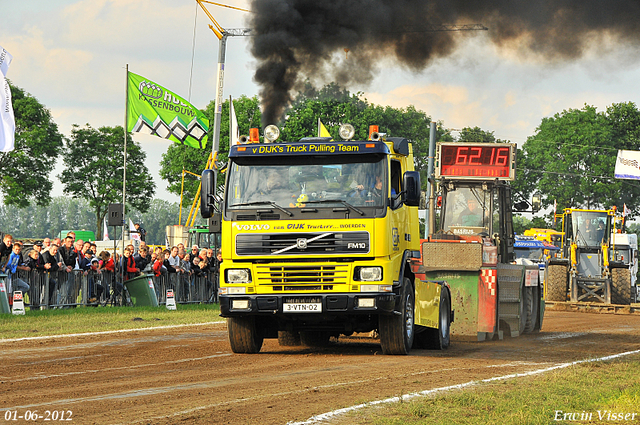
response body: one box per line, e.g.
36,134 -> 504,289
403,171 -> 420,207
201,169 -> 215,219
531,193 -> 542,213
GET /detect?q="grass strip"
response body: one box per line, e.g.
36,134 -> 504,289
344,355 -> 640,425
0,303 -> 222,339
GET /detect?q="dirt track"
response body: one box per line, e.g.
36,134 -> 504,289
1,310 -> 640,425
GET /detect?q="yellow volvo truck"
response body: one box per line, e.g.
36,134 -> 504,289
201,124 -> 452,354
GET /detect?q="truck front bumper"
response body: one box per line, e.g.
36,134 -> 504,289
219,293 -> 398,317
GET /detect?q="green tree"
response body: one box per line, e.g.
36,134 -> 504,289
279,84 -> 450,188
0,197 -> 97,239
456,126 -> 508,143
0,81 -> 64,207
516,103 -> 640,215
159,95 -> 261,205
59,125 -> 155,239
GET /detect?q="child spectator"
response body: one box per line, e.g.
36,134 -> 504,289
2,242 -> 30,295
152,252 -> 164,277
163,249 -> 177,273
24,248 -> 43,271
99,251 -> 115,272
86,258 -> 103,302
79,250 -> 93,271
122,248 -> 139,281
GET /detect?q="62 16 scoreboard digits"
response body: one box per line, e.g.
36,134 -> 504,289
435,142 -> 516,180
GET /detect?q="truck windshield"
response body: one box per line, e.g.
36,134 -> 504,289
571,211 -> 608,247
226,158 -> 387,209
441,186 -> 491,236
514,248 -> 544,261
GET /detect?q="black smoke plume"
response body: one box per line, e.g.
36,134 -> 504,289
249,0 -> 640,126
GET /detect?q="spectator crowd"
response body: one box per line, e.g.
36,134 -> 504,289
0,231 -> 222,309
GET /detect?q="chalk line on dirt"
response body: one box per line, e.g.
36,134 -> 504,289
0,321 -> 225,343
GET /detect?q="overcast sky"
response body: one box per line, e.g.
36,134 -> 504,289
3,0 -> 640,204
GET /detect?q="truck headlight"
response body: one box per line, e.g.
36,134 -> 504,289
226,269 -> 251,283
355,266 -> 383,281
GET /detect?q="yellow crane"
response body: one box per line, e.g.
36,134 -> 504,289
182,1 -> 251,227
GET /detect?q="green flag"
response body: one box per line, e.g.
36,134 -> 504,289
127,71 -> 209,149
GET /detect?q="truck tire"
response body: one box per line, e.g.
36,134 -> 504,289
611,268 -> 632,305
523,286 -> 539,333
379,278 -> 415,355
546,265 -> 567,302
415,286 -> 451,350
228,316 -> 264,354
520,285 -> 532,333
278,330 -> 301,346
299,331 -> 331,347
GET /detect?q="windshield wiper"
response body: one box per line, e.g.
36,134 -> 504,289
304,199 -> 365,216
230,201 -> 293,217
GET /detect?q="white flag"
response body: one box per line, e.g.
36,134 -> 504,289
103,217 -> 110,241
230,96 -> 239,146
614,150 -> 640,180
0,45 -> 15,153
129,218 -> 141,241
0,46 -> 12,77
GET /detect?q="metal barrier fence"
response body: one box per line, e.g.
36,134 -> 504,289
13,269 -> 219,309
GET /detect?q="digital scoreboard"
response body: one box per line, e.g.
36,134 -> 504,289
435,142 -> 516,180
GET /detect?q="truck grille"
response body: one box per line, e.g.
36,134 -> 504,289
255,264 -> 350,287
236,232 -> 369,256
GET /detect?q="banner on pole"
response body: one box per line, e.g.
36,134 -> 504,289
129,218 -> 141,241
230,96 -> 239,146
614,150 -> 640,180
0,45 -> 15,153
318,118 -> 332,138
127,71 -> 209,149
103,217 -> 110,241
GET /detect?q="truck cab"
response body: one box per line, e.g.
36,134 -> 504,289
201,124 -> 451,354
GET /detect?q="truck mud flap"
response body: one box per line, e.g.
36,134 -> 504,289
423,269 -> 498,341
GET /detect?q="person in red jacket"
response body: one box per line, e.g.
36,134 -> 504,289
123,248 -> 139,281
99,251 -> 115,272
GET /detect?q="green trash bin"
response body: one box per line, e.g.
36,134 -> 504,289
125,274 -> 159,307
0,273 -> 11,314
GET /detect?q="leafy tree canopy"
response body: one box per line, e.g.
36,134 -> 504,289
0,81 -> 64,207
515,103 -> 640,219
279,82 -> 449,187
159,95 -> 261,204
59,124 -> 155,239
0,197 -> 195,246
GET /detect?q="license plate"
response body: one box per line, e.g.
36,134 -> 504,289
283,303 -> 322,313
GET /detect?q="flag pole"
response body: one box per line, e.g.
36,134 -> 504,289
122,64 -> 129,299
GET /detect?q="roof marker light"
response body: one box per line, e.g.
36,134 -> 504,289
339,123 -> 355,141
249,128 -> 259,143
264,125 -> 280,143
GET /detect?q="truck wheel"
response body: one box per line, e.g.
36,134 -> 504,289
299,331 -> 331,347
523,286 -> 539,333
379,278 -> 415,355
546,265 -> 567,302
611,268 -> 632,305
227,317 -> 264,354
278,330 -> 301,346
